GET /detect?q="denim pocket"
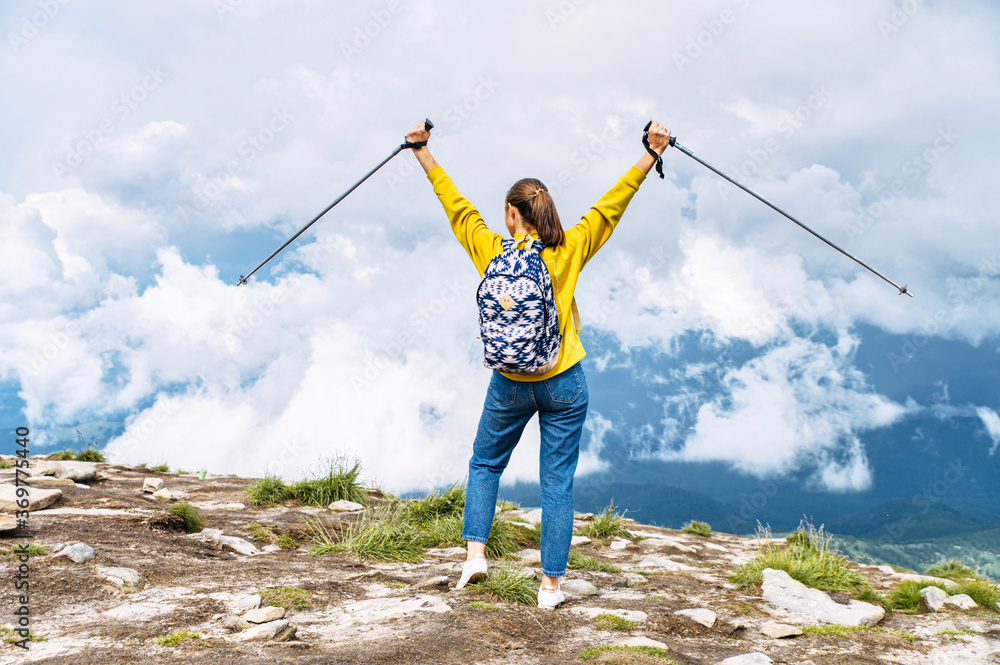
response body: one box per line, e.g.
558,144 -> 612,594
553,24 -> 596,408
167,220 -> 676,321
544,363 -> 583,404
488,372 -> 518,407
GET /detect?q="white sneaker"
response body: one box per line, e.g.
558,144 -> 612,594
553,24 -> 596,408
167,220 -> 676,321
537,584 -> 565,609
456,554 -> 488,589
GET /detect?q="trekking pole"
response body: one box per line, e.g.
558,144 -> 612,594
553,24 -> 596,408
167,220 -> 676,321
643,122 -> 912,297
237,118 -> 435,285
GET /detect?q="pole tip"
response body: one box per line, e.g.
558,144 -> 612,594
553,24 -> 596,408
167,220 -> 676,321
898,284 -> 912,297
238,275 -> 248,286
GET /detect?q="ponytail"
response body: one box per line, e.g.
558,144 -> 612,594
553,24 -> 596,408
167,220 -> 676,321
505,178 -> 564,247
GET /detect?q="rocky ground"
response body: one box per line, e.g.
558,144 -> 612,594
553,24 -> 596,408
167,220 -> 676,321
1,458 -> 999,664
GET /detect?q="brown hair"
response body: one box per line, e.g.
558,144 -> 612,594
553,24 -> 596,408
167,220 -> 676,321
505,178 -> 564,247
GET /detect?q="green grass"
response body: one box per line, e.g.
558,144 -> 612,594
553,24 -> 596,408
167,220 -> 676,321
578,645 -> 677,662
593,613 -> 637,631
925,559 -> 981,580
730,522 -> 882,605
289,456 -> 367,507
681,520 -> 713,538
0,626 -> 47,644
246,523 -> 275,543
415,513 -> 519,559
512,520 -> 542,548
885,580 -> 947,613
47,450 -> 77,460
463,563 -> 537,606
799,624 -> 915,642
403,483 -> 465,525
1,543 -> 47,558
950,579 -> 1000,610
245,474 -> 293,507
578,501 -> 631,540
75,446 -> 106,462
153,630 -> 205,647
0,457 -> 11,469
384,581 -> 405,589
467,601 -> 499,612
496,499 -> 520,512
150,463 -> 169,473
168,502 -> 203,533
568,549 -> 621,573
276,534 -> 298,550
257,586 -> 312,611
307,503 -> 424,563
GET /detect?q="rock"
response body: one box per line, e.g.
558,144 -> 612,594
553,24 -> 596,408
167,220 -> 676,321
638,537 -> 698,553
570,535 -> 591,546
0,514 -> 18,532
610,538 -> 630,551
517,549 -> 542,565
221,614 -> 252,632
614,636 -> 667,649
703,542 -> 729,552
761,569 -> 884,627
237,619 -> 290,641
27,460 -> 61,476
244,606 -> 285,623
273,623 -> 297,642
223,502 -> 245,510
262,544 -> 281,553
152,488 -> 173,500
633,555 -> 696,571
328,500 -> 365,512
891,572 -> 959,591
921,586 -> 951,612
569,607 -> 648,623
95,565 -> 143,588
53,543 -> 95,563
230,594 -> 262,613
219,535 -> 259,556
28,477 -> 78,487
414,576 -> 450,589
674,608 -> 717,628
576,512 -> 594,520
759,620 -> 803,638
53,461 -> 97,481
341,595 -> 451,623
521,508 -> 543,525
943,593 -> 977,610
915,620 -> 958,637
719,654 -> 774,665
560,579 -> 598,596
0,484 -> 62,512
618,573 -> 648,587
104,602 -> 176,622
426,546 -> 466,558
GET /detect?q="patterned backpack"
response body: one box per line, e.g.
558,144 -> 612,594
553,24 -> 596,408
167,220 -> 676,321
476,237 -> 563,374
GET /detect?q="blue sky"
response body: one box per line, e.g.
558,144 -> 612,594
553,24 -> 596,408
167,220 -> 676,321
2,0 -> 999,501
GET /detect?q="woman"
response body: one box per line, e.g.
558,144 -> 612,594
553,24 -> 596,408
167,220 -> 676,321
407,119 -> 671,609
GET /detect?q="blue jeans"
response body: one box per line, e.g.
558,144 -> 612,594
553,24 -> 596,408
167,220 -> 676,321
463,361 -> 589,577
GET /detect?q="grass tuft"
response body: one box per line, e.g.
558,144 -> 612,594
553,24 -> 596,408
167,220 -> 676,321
467,601 -> 499,612
730,521 -> 882,605
568,549 -> 622,573
276,534 -> 298,550
47,450 -> 77,460
245,475 -> 293,507
681,520 -> 713,538
496,499 -> 520,512
950,579 -> 1000,610
289,456 -> 367,507
593,613 -> 637,631
1,543 -> 47,558
925,559 -> 981,581
463,562 -> 537,605
75,446 -> 106,463
403,483 -> 465,525
579,501 -> 631,540
307,503 -> 424,563
168,502 -> 203,533
0,626 -> 48,644
150,463 -> 169,473
579,645 -> 678,663
257,586 -> 312,611
153,630 -> 205,647
0,457 -> 11,469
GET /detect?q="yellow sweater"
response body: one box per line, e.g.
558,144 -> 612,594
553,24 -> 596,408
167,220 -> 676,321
427,164 -> 647,382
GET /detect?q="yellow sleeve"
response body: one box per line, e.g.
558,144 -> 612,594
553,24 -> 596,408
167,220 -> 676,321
427,165 -> 502,275
564,165 -> 647,265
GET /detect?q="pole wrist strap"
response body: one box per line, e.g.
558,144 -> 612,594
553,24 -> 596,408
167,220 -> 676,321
642,129 -> 664,179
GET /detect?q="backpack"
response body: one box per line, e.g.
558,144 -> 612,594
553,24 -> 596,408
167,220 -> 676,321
477,236 -> 571,375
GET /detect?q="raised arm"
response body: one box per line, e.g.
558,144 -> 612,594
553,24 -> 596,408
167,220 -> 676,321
636,120 -> 671,175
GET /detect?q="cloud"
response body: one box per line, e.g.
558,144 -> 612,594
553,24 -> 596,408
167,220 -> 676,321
976,406 -> 1000,456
